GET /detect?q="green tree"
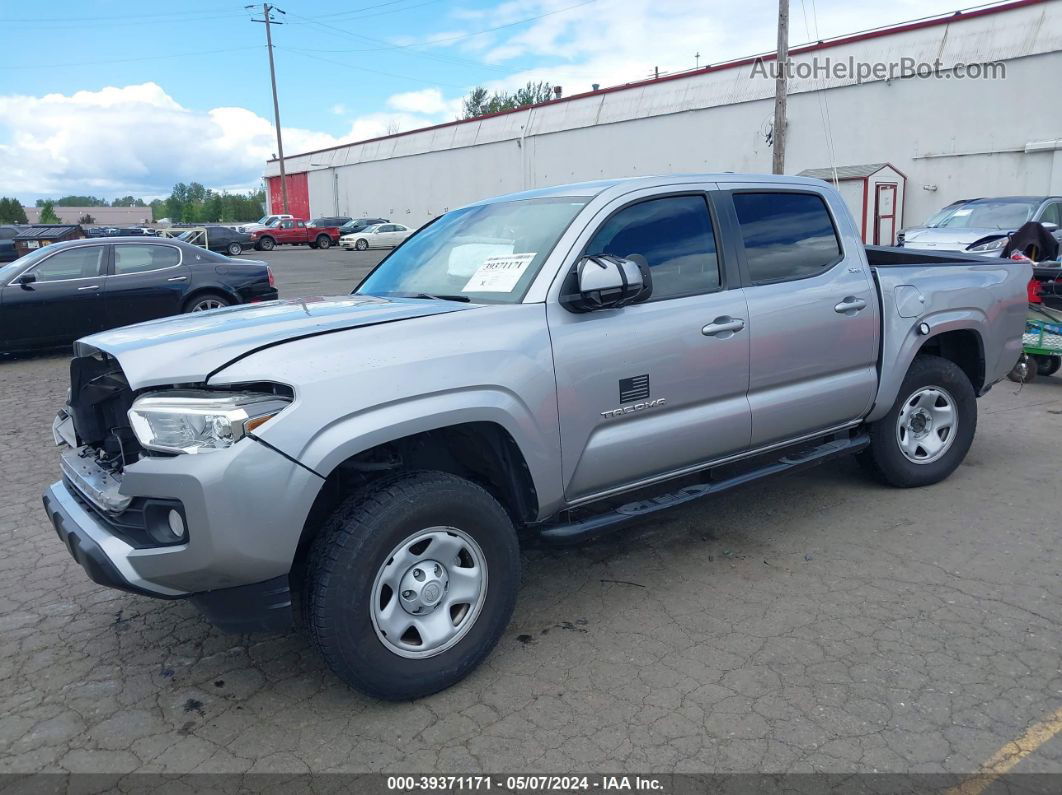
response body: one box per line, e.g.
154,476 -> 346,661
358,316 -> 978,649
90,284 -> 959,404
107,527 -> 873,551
53,195 -> 107,206
38,201 -> 61,224
0,198 -> 27,223
112,195 -> 146,207
461,81 -> 553,118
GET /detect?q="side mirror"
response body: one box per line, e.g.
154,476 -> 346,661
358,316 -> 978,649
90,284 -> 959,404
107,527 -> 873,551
1041,222 -> 1059,233
562,255 -> 652,312
17,272 -> 36,287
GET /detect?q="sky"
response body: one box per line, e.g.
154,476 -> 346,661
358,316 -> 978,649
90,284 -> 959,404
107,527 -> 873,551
0,0 -> 975,202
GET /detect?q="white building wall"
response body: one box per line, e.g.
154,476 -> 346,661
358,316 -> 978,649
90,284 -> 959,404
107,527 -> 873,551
269,1 -> 1062,229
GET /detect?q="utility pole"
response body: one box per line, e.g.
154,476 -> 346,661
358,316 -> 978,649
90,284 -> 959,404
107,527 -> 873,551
249,3 -> 289,213
772,0 -> 789,175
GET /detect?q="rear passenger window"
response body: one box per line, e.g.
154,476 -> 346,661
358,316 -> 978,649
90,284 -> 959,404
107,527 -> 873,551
586,195 -> 721,300
113,244 -> 180,274
732,192 -> 842,284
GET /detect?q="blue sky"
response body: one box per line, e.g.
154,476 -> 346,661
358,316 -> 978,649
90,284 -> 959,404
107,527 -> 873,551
0,0 -> 970,201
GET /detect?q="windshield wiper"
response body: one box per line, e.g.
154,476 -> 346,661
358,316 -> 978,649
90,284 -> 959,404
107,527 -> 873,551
390,291 -> 471,303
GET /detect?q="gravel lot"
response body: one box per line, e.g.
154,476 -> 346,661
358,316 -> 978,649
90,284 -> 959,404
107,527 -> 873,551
1,249 -> 1060,776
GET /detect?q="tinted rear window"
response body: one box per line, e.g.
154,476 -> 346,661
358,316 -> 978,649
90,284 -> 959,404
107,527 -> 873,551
733,192 -> 842,284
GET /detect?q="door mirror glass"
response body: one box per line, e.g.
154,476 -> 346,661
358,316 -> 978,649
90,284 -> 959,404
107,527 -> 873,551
562,254 -> 652,312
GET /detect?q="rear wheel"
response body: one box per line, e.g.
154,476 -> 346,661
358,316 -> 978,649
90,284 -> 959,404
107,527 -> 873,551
355,238 -> 368,251
184,292 -> 231,313
307,471 -> 519,700
859,354 -> 976,488
1007,353 -> 1036,383
1034,355 -> 1060,377
316,235 -> 332,249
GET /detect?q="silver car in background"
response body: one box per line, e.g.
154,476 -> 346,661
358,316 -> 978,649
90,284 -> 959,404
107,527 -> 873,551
901,196 -> 1062,256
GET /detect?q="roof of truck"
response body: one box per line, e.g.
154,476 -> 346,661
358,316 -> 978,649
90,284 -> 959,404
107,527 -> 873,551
469,173 -> 829,205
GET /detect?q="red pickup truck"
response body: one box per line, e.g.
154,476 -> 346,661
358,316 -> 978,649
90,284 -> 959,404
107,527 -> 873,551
250,219 -> 341,251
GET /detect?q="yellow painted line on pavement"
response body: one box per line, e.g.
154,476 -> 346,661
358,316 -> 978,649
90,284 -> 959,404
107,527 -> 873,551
948,705 -> 1062,795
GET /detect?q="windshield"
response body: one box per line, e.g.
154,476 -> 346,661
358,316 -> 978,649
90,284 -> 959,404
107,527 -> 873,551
934,199 -> 1039,230
0,246 -> 52,282
357,197 -> 588,303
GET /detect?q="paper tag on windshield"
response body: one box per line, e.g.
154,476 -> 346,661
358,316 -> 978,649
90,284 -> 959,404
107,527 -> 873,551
462,253 -> 536,292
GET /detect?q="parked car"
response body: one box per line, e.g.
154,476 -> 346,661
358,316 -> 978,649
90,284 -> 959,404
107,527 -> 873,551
0,225 -> 20,263
338,217 -> 388,235
308,216 -> 352,228
339,222 -> 413,250
0,237 -> 277,353
901,196 -> 1062,255
239,214 -> 294,234
177,225 -> 253,256
42,174 -> 1027,700
250,218 -> 341,251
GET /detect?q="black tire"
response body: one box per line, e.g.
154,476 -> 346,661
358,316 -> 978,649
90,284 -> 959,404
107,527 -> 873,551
316,235 -> 332,250
355,238 -> 368,251
1006,353 -> 1036,384
1034,355 -> 1060,377
258,236 -> 276,251
859,354 -> 977,488
307,471 -> 520,700
183,291 -> 232,313
226,242 -> 243,256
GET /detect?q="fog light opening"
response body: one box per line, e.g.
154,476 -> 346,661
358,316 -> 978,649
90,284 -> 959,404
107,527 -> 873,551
166,509 -> 187,542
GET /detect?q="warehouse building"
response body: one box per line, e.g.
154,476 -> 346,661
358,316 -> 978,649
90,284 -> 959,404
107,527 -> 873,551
263,0 -> 1062,241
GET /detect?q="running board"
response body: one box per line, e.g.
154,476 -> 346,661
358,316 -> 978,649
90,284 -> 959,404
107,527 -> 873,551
536,433 -> 870,545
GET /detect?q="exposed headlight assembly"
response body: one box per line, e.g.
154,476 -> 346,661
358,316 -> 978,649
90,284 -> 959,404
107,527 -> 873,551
128,390 -> 291,454
967,236 -> 1008,253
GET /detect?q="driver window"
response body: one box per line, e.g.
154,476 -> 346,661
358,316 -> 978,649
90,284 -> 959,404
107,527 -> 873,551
31,246 -> 105,282
585,195 -> 721,300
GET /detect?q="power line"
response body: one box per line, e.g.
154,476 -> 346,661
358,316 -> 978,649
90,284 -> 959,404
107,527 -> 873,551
277,47 -> 467,89
0,46 -> 262,70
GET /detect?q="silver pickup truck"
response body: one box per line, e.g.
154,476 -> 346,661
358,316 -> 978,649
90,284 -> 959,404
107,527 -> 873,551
43,175 -> 1028,700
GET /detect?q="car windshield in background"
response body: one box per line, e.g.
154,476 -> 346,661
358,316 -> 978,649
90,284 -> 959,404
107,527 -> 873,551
357,197 -> 588,303
934,199 -> 1039,229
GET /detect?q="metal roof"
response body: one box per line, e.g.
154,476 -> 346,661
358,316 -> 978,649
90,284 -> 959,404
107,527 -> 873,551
797,164 -> 892,180
13,225 -> 80,240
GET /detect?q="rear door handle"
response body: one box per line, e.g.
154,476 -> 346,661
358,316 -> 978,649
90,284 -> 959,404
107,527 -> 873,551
77,284 -> 100,291
834,297 -> 867,315
702,317 -> 745,336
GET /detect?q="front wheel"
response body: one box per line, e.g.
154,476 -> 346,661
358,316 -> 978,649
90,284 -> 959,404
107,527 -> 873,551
859,354 -> 977,488
307,471 -> 520,700
258,236 -> 276,251
355,238 -> 368,251
1034,355 -> 1060,377
226,242 -> 243,256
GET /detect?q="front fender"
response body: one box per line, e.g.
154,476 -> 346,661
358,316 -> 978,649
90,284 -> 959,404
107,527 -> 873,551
290,387 -> 564,517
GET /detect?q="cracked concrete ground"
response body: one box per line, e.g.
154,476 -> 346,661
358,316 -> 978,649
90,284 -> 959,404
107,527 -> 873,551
1,252 -> 1060,775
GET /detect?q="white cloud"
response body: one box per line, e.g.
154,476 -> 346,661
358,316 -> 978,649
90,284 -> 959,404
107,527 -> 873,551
0,82 -> 344,200
330,103 -> 349,116
386,88 -> 457,116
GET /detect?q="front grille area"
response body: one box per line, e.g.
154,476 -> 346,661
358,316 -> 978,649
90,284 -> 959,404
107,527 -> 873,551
68,352 -> 141,473
63,477 -> 185,550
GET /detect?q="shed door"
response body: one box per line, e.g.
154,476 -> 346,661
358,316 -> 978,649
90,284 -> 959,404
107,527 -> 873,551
874,183 -> 898,245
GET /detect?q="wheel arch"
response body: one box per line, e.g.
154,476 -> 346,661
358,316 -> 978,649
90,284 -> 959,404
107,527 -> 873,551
867,314 -> 987,423
181,285 -> 239,311
290,420 -> 540,592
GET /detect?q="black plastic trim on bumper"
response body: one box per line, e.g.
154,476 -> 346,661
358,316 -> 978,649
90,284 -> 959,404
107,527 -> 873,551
42,488 -> 181,600
190,575 -> 293,634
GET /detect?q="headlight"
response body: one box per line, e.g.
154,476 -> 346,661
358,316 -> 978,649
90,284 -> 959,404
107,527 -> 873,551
967,236 -> 1008,252
128,390 -> 291,455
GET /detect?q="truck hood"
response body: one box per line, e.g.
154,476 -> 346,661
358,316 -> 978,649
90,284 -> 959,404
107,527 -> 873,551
75,295 -> 476,389
902,226 -> 1007,251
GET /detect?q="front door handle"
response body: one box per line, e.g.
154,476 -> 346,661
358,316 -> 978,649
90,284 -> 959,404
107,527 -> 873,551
834,297 -> 867,315
77,284 -> 100,291
702,317 -> 745,337
167,276 -> 187,282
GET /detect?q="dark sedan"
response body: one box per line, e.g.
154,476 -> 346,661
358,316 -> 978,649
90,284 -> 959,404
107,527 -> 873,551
0,237 -> 278,353
176,225 -> 253,256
